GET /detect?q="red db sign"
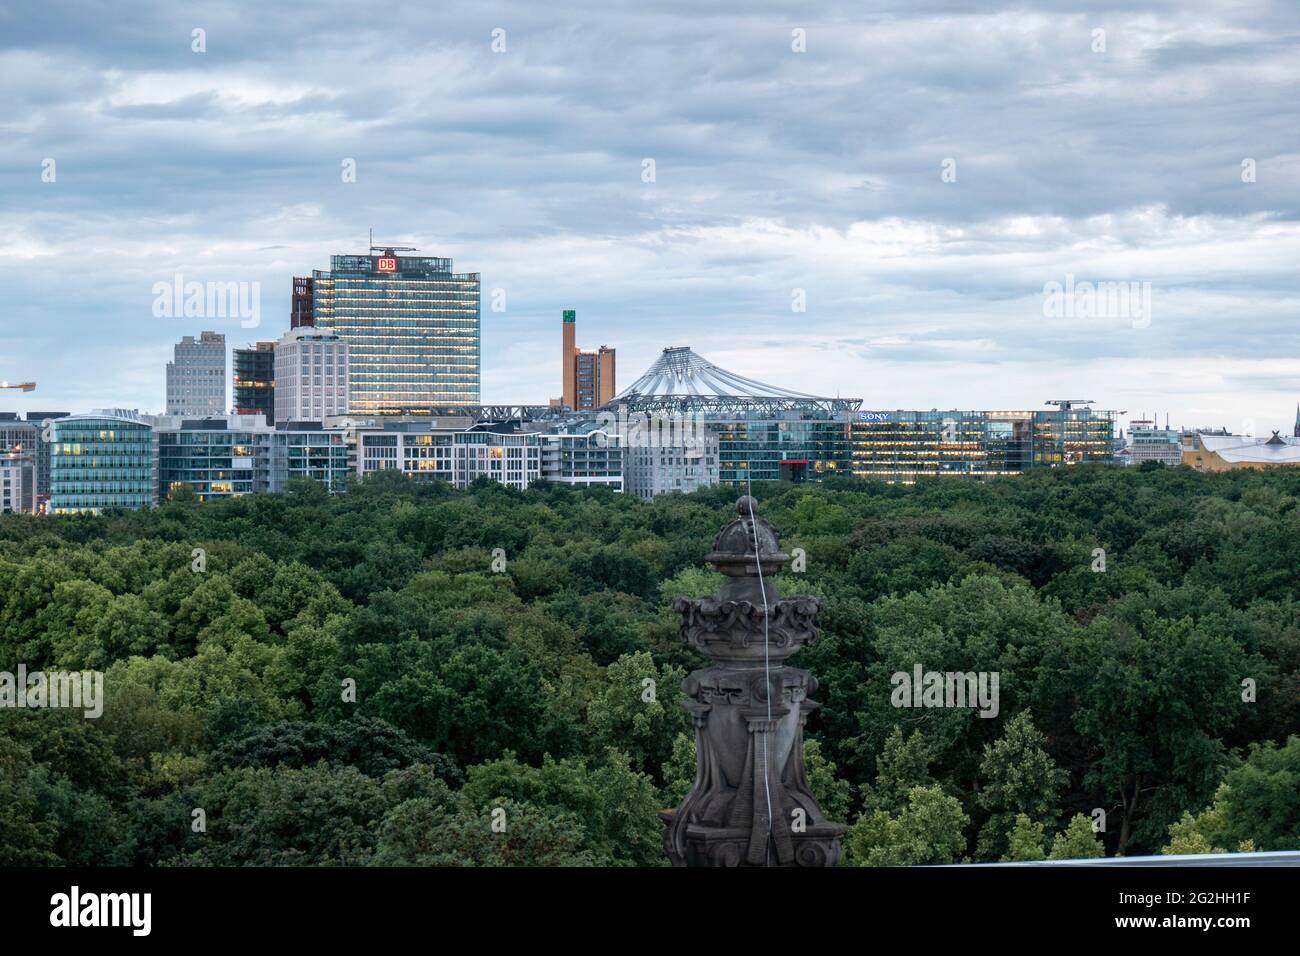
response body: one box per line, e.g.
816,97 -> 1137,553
376,257 -> 397,272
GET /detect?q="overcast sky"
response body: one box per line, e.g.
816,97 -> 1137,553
2,0 -> 1298,434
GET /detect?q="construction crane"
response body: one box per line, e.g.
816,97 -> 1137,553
1045,399 -> 1094,412
0,381 -> 35,392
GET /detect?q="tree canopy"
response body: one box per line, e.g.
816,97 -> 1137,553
2,463 -> 1297,864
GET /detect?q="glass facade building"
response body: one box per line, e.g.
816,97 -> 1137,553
708,413 -> 853,484
851,407 -> 1117,482
313,251 -> 480,414
156,415 -> 349,501
1030,407 -> 1119,466
49,413 -> 155,513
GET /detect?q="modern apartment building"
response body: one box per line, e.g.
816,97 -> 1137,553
233,341 -> 277,424
353,416 -> 623,492
166,331 -> 226,416
274,328 -> 349,423
538,428 -> 624,491
49,411 -> 155,513
312,248 -> 480,413
559,310 -> 615,411
154,414 -> 350,501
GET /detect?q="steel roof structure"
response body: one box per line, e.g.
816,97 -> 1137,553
375,405 -> 571,423
608,346 -> 860,415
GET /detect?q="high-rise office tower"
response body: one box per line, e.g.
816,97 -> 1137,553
559,310 -> 615,411
312,247 -> 480,413
233,341 -> 277,424
166,331 -> 226,416
274,327 -> 350,423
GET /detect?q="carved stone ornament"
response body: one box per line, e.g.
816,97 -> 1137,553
661,496 -> 846,866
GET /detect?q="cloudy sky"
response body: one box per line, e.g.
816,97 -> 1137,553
2,0 -> 1298,434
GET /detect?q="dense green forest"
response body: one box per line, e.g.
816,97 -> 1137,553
2,465 -> 1298,865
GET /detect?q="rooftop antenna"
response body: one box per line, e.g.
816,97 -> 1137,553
367,228 -> 419,255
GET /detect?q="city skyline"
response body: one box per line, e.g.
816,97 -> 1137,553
2,1 -> 1298,433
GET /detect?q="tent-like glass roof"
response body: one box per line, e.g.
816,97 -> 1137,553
610,347 -> 859,415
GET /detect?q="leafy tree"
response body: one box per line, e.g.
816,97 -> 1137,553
862,727 -> 936,814
975,711 -> 1066,860
660,732 -> 696,807
1037,614 -> 1248,854
209,717 -> 459,782
0,736 -> 57,864
803,738 -> 854,824
1002,813 -> 1047,862
847,785 -> 969,866
584,651 -> 689,781
1049,813 -> 1105,859
461,750 -> 664,866
375,794 -> 594,867
185,763 -> 387,866
1163,737 -> 1300,852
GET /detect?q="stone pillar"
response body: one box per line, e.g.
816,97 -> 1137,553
661,496 -> 845,866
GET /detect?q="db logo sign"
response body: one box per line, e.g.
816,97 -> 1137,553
376,257 -> 397,272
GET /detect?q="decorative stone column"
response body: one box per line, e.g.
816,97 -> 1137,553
661,496 -> 845,866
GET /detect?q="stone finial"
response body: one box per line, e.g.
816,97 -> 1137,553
662,496 -> 845,866
704,496 -> 789,597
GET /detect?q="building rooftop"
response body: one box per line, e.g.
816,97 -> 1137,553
1198,432 -> 1300,464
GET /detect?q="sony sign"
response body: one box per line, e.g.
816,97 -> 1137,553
858,411 -> 891,422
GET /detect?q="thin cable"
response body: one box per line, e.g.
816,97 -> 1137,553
745,470 -> 774,866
